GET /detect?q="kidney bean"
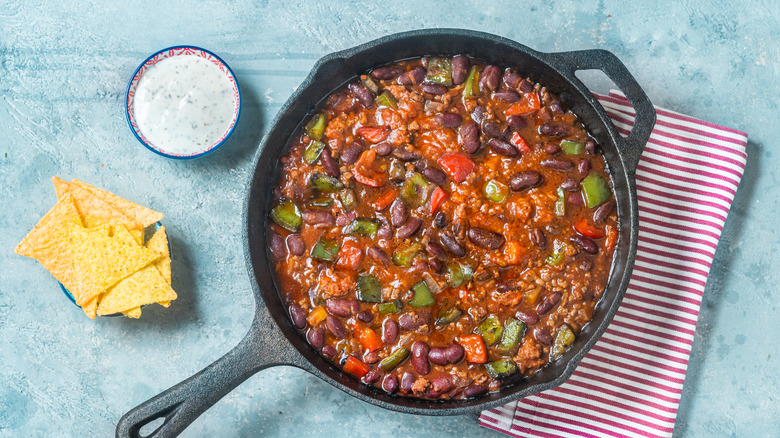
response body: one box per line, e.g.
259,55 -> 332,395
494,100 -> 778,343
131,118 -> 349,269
401,372 -> 416,392
445,343 -> 465,364
307,327 -> 325,349
571,234 -> 598,254
518,79 -> 534,92
475,270 -> 493,283
568,192 -> 585,207
561,177 -> 580,192
426,242 -> 447,260
593,200 -> 615,223
357,311 -> 374,323
471,106 -> 485,124
541,159 -> 574,171
503,70 -> 521,88
580,259 -> 593,271
534,327 -> 553,346
539,123 -> 570,137
422,165 -> 447,185
496,279 -> 522,293
382,374 -> 399,393
371,65 -> 403,80
286,234 -> 305,256
377,225 -> 393,239
481,120 -> 502,138
288,303 -> 307,329
436,112 -> 463,129
543,143 -> 561,155
348,82 -> 374,108
434,211 -> 447,228
440,233 -> 465,257
507,115 -> 527,130
303,210 -> 335,226
427,347 -> 449,366
411,341 -> 431,375
464,384 -> 489,398
467,227 -> 505,249
373,142 -> 392,156
430,375 -> 454,394
577,159 -> 591,178
516,310 -> 539,326
382,319 -> 399,344
397,217 -> 422,239
530,228 -> 547,249
549,100 -> 564,114
341,142 -> 363,165
335,211 -> 357,227
509,170 -> 543,191
321,345 -> 337,357
493,90 -> 520,102
487,138 -> 517,157
326,316 -> 345,339
392,148 -> 420,162
459,121 -> 480,154
536,292 -> 562,315
398,66 -> 426,85
389,200 -> 407,228
269,231 -> 286,259
368,246 -> 392,266
364,351 -> 381,365
326,298 -> 357,318
399,310 -> 430,331
479,65 -> 501,92
320,146 -> 340,178
428,257 -> 444,273
585,138 -> 598,154
421,83 -> 448,95
452,55 -> 470,85
363,368 -> 382,384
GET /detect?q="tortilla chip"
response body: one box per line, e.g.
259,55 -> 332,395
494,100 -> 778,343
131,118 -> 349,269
97,266 -> 177,316
123,307 -> 142,318
88,224 -> 111,237
82,298 -> 98,319
14,193 -> 83,295
68,223 -> 160,305
53,177 -> 144,237
146,226 -> 171,285
72,179 -> 163,228
52,176 -> 70,200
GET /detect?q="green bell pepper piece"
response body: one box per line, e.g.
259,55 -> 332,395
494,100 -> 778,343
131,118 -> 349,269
496,318 -> 526,355
339,189 -> 358,211
377,300 -> 402,315
560,140 -> 585,155
400,173 -> 431,208
581,172 -> 611,208
462,65 -> 479,98
304,113 -> 327,141
344,218 -> 380,238
374,90 -> 397,108
550,324 -> 576,360
555,187 -> 566,217
270,199 -> 302,232
435,305 -> 462,326
446,263 -> 473,288
303,140 -> 326,164
474,315 -> 504,346
409,281 -> 435,307
380,348 -> 410,372
357,274 -> 382,302
483,179 -> 509,203
392,242 -> 423,267
546,241 -> 567,266
361,75 -> 380,94
309,172 -> 345,193
484,358 -> 519,379
425,57 -> 452,86
306,197 -> 333,209
311,236 -> 339,262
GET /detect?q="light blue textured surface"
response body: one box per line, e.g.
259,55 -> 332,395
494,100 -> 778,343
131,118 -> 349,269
1,1 -> 778,437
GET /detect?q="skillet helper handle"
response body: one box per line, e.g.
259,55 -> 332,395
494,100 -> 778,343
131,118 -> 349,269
116,324 -> 268,438
546,49 -> 656,174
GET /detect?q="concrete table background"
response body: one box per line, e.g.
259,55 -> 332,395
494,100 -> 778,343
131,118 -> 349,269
1,1 -> 777,436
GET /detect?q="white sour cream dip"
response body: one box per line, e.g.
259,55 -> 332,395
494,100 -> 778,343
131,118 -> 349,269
134,55 -> 236,155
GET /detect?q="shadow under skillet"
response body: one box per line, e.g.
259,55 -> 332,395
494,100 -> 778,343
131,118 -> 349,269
672,139 -> 761,437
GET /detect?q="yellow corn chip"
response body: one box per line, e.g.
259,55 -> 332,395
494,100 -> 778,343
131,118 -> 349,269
88,224 -> 111,236
68,223 -> 159,305
97,266 -> 177,316
123,307 -> 142,318
146,226 -> 171,285
82,298 -> 98,319
52,176 -> 70,199
53,177 -> 145,237
72,179 -> 163,228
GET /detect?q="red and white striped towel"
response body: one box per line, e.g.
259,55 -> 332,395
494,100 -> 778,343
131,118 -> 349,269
478,91 -> 748,438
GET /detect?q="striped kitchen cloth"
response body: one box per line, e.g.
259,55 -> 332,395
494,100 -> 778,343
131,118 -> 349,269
478,91 -> 749,438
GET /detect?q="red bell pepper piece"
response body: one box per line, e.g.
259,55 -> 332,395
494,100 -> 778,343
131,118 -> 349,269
430,186 -> 448,214
604,224 -> 617,253
342,356 -> 370,378
354,324 -> 383,352
457,334 -> 487,364
438,153 -> 475,183
505,92 -> 540,116
510,131 -> 532,154
355,126 -> 390,143
335,241 -> 363,270
372,188 -> 397,211
354,149 -> 386,188
573,217 -> 606,239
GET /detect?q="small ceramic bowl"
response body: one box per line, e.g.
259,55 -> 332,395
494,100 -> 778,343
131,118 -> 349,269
125,45 -> 241,159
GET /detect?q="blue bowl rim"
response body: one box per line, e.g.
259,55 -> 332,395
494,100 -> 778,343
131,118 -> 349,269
124,45 -> 242,160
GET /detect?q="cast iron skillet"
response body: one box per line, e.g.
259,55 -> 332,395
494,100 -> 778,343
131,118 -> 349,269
117,29 -> 655,437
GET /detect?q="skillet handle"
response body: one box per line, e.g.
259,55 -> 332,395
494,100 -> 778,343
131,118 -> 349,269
115,312 -> 291,438
545,49 -> 656,173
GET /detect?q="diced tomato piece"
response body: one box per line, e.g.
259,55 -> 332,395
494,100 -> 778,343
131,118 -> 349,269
354,171 -> 385,188
605,224 -> 617,253
372,189 -> 397,211
336,241 -> 363,270
438,153 -> 475,183
354,324 -> 383,352
342,356 -> 370,378
354,149 -> 386,187
510,131 -> 532,154
574,217 -> 606,239
355,126 -> 390,143
457,334 -> 487,364
502,241 -> 526,265
505,92 -> 541,116
430,187 -> 448,214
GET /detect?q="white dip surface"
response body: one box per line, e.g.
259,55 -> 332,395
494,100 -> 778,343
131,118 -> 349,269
134,55 -> 235,155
